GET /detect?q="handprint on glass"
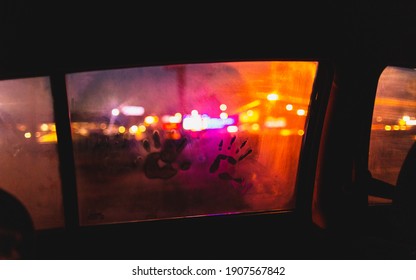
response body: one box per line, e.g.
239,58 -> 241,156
141,130 -> 191,179
209,136 -> 253,193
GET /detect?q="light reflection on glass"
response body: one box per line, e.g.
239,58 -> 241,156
66,61 -> 318,225
369,66 -> 416,204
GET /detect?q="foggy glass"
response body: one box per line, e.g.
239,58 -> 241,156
0,77 -> 64,229
369,66 -> 416,204
66,61 -> 318,225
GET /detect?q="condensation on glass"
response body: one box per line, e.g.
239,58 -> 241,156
0,77 -> 64,229
369,66 -> 416,204
66,61 -> 318,225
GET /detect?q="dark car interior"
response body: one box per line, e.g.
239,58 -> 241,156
1,2 -> 416,260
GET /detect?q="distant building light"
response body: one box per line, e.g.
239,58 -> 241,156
111,108 -> 120,116
280,129 -> 291,136
138,125 -> 146,132
129,125 -> 138,134
220,112 -> 228,120
207,117 -> 235,129
162,114 -> 181,123
296,109 -> 306,116
267,93 -> 279,101
220,104 -> 227,111
227,126 -> 238,133
144,116 -> 157,125
406,119 -> 416,126
265,117 -> 286,128
251,123 -> 260,131
286,104 -> 293,111
121,106 -> 145,116
183,114 -> 235,131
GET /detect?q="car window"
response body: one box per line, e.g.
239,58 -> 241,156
66,61 -> 318,225
369,66 -> 416,204
0,77 -> 64,229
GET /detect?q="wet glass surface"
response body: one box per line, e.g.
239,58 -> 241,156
0,77 -> 64,229
66,61 -> 318,225
369,66 -> 416,204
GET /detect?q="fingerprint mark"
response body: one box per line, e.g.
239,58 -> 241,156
240,140 -> 248,149
153,131 -> 161,149
177,137 -> 187,153
227,156 -> 237,165
228,136 -> 236,150
218,172 -> 233,180
238,149 -> 253,162
209,154 -> 227,173
236,140 -> 248,154
143,139 -> 151,152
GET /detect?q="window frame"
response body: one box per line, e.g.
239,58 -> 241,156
1,59 -> 331,233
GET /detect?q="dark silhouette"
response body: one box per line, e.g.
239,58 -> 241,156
393,141 -> 416,252
0,188 -> 34,259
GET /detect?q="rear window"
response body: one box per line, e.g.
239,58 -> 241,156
66,61 -> 318,225
369,66 -> 416,204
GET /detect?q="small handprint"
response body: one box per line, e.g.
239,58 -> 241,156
142,130 -> 191,179
209,136 -> 253,192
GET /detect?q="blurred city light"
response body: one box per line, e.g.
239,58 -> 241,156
227,126 -> 238,133
121,106 -> 145,116
111,108 -> 120,116
267,93 -> 279,101
129,125 -> 138,134
296,109 -> 306,116
220,112 -> 228,120
144,116 -> 158,125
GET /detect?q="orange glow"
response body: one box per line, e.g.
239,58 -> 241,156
66,60 -> 319,225
144,116 -> 158,125
37,132 -> 58,144
129,125 -> 138,134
